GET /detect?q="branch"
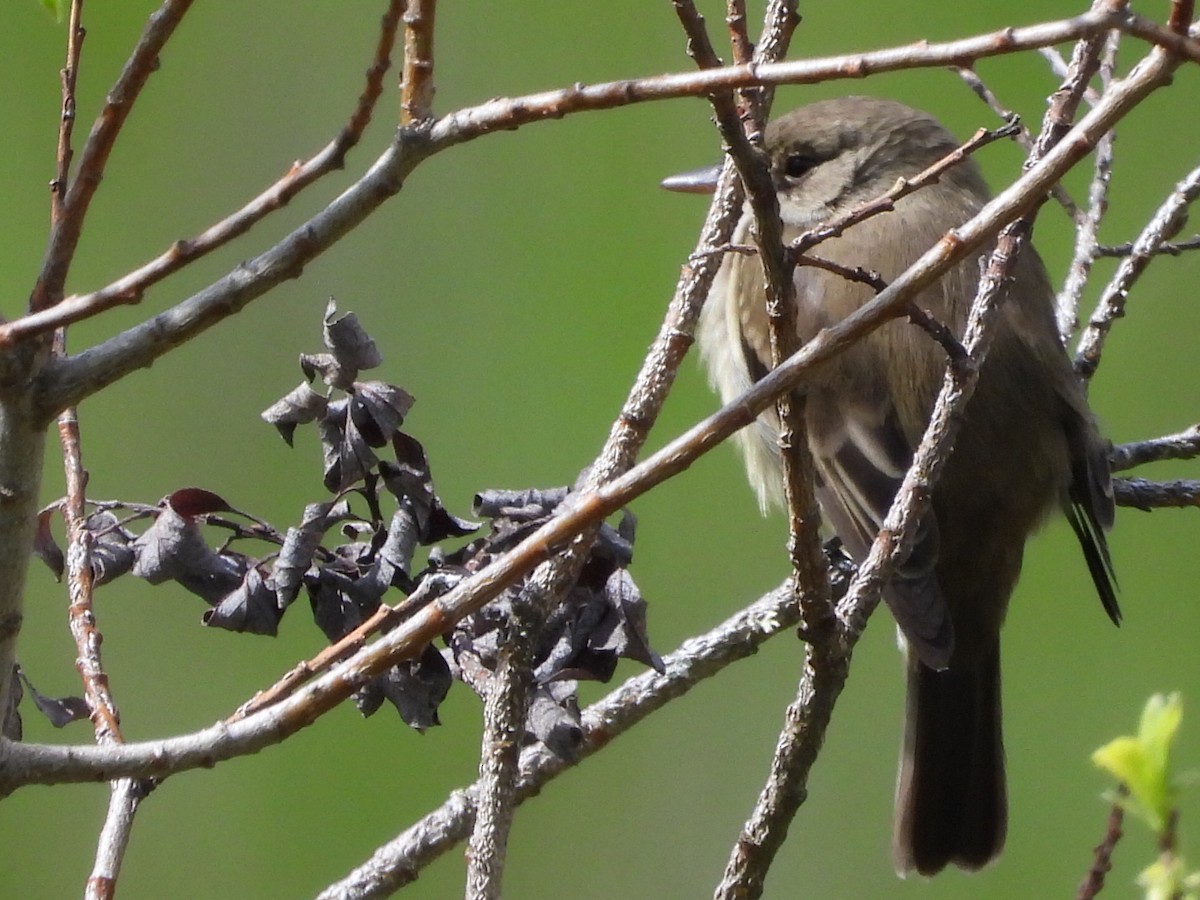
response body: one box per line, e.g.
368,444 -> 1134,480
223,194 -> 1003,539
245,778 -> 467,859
1113,478 -> 1200,509
953,65 -> 1082,222
1111,424 -> 1200,471
57,381 -> 155,899
464,601 -> 535,900
31,3 -> 1181,419
1057,29 -> 1120,339
1094,234 -> 1200,257
30,0 -> 195,315
1076,788 -> 1127,900
400,0 -> 436,123
3,33 -> 1177,795
1075,162 -> 1200,380
50,0 -> 85,229
0,0 -> 405,348
316,575 -> 854,898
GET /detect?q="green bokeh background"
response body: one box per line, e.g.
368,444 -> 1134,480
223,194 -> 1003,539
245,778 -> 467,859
2,2 -> 1198,898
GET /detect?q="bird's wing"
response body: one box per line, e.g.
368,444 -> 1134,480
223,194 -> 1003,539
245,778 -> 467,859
807,392 -> 954,670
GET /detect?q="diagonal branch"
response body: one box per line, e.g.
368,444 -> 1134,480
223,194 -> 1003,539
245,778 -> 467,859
321,576 -> 852,899
1075,161 -> 1200,380
30,0 -> 196,315
0,0 -> 405,349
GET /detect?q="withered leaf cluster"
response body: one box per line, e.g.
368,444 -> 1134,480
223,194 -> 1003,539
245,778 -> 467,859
26,301 -> 659,750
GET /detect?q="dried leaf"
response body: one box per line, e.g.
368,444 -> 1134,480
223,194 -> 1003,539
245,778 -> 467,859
165,487 -> 233,518
131,506 -> 243,603
203,568 -> 282,636
356,644 -> 451,731
33,506 -> 63,581
349,381 -> 413,447
17,666 -> 89,728
261,382 -> 328,446
274,501 -> 338,608
323,298 -> 382,373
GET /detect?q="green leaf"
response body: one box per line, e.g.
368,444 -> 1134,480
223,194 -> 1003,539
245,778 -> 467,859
1137,854 -> 1200,900
40,0 -> 66,23
1092,693 -> 1183,833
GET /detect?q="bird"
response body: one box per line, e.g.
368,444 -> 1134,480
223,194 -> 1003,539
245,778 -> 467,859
663,96 -> 1118,876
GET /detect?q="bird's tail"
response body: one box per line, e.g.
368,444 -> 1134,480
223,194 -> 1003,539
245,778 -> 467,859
893,644 -> 1006,876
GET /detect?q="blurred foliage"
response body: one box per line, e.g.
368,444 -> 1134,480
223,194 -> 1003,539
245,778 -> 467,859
1,2 -> 1198,898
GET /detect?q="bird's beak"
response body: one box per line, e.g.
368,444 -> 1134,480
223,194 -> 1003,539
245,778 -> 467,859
660,164 -> 721,195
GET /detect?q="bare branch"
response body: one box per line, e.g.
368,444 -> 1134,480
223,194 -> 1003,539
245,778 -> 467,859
316,576 -> 850,898
1094,234 -> 1200,256
1057,29 -> 1120,339
31,4 -> 1180,418
0,0 -> 405,349
56,345 -> 154,898
953,65 -> 1081,222
1113,478 -> 1200,509
400,0 -> 436,123
1075,162 -> 1200,380
464,602 -> 535,900
30,0 -> 196,315
788,117 -> 1022,257
50,0 -> 85,228
1111,424 -> 1200,470
1076,789 -> 1126,900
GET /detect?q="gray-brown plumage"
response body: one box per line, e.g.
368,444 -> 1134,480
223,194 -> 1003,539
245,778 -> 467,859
680,97 -> 1118,876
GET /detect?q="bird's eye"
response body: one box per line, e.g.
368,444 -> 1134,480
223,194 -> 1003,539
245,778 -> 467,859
783,152 -> 820,179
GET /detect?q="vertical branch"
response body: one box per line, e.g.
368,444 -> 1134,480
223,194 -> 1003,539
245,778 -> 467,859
746,0 -> 800,121
1057,29 -> 1120,340
51,0 -> 86,226
726,0 -> 753,64
464,603 -> 538,900
401,0 -> 436,124
59,389 -> 151,899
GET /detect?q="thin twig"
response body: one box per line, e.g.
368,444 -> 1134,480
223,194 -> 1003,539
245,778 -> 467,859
1056,26 -> 1121,339
953,65 -> 1082,222
50,0 -> 85,228
57,348 -> 153,899
0,0 -> 405,349
1076,789 -> 1127,900
400,0 -> 436,123
1075,162 -> 1200,381
790,118 -> 1022,259
1094,234 -> 1200,256
30,0 -> 196,315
